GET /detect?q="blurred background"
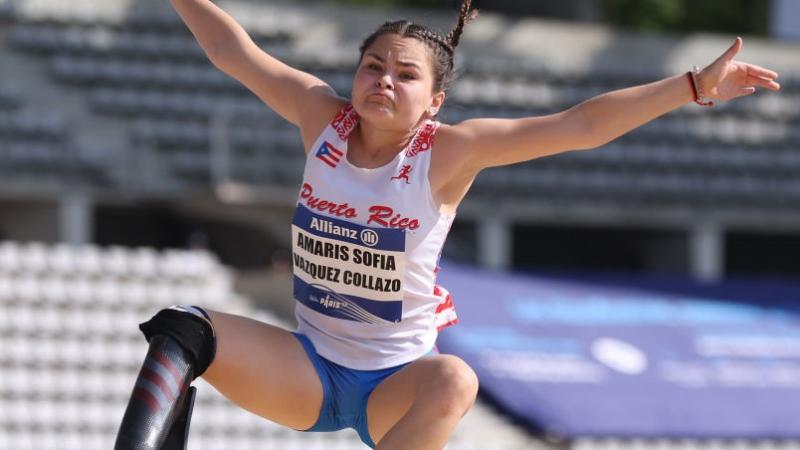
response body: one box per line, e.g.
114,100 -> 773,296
0,0 -> 799,449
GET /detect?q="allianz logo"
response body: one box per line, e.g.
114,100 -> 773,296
310,217 -> 380,247
359,229 -> 379,247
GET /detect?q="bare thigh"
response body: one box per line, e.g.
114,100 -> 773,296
201,310 -> 323,430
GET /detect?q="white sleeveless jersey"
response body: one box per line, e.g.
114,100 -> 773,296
292,103 -> 458,370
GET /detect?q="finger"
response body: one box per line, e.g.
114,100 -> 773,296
745,63 -> 779,80
721,36 -> 743,62
747,75 -> 781,90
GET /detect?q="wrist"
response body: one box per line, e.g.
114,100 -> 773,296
687,66 -> 714,107
697,66 -> 712,96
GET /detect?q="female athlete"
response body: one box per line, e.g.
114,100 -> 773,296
114,1 -> 780,449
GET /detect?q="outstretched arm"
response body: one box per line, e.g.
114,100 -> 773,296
171,0 -> 342,146
454,37 -> 780,171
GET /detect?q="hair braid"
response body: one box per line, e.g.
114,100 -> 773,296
446,0 -> 478,49
412,26 -> 454,56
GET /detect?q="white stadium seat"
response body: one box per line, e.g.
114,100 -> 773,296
48,243 -> 76,274
0,241 -> 21,273
73,244 -> 103,275
128,247 -> 158,278
0,241 -> 374,450
18,242 -> 48,274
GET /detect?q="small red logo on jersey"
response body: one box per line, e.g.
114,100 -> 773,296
391,165 -> 412,184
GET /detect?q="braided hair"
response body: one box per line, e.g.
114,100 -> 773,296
358,0 -> 479,93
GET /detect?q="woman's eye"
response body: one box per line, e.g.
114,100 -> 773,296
400,73 -> 416,80
367,63 -> 381,70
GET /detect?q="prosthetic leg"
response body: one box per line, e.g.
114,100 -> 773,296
161,385 -> 197,450
115,306 -> 215,450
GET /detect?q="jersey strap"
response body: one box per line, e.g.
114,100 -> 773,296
331,103 -> 359,141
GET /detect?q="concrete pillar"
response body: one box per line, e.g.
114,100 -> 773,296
477,216 -> 512,270
690,222 -> 724,282
59,193 -> 93,245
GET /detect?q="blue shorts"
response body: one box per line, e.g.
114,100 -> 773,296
292,332 -> 431,448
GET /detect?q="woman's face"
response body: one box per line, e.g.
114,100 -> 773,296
352,33 -> 444,131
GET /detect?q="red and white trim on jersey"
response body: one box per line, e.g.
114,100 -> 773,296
434,285 -> 459,331
406,121 -> 439,157
331,103 -> 359,141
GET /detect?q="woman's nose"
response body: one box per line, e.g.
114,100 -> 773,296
376,74 -> 394,90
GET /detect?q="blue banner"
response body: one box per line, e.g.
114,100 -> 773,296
436,264 -> 800,439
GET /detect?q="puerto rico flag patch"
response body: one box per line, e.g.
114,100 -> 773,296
315,141 -> 344,168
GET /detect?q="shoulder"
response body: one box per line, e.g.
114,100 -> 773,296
434,121 -> 468,145
428,122 -> 482,198
432,120 -> 486,152
298,96 -> 352,151
429,122 -> 478,168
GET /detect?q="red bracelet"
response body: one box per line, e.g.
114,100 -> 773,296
686,68 -> 714,107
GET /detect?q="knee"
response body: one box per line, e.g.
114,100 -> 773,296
419,356 -> 479,418
139,305 -> 217,378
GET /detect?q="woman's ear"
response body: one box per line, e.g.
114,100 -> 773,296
429,91 -> 446,116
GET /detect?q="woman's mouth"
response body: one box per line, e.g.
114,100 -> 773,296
368,93 -> 394,106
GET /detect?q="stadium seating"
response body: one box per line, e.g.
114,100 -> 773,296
4,0 -> 798,210
0,85 -> 21,110
0,241 -> 365,450
0,108 -> 109,183
0,110 -> 65,141
2,3 -> 799,447
0,241 -> 541,450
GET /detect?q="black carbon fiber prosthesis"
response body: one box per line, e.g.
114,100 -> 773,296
115,306 -> 216,450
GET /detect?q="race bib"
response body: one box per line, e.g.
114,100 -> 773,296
291,204 -> 406,324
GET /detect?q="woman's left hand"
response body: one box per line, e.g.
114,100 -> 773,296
700,37 -> 781,102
